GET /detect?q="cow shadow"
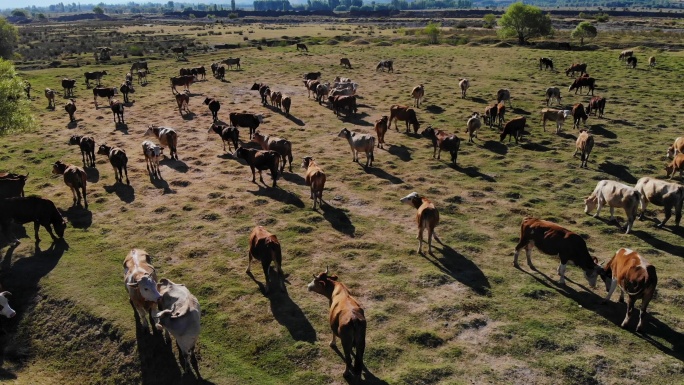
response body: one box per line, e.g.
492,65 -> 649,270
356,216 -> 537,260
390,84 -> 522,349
350,114 -> 374,127
62,206 -> 92,229
281,172 -> 306,186
321,204 -> 355,236
518,267 -> 684,361
249,185 -> 305,208
284,114 -> 305,126
115,123 -> 129,135
609,118 -> 635,127
365,166 -> 403,185
84,167 -> 99,183
135,317 -> 184,385
150,177 -> 175,195
66,119 -> 83,129
453,165 -> 495,182
103,183 -> 135,203
597,161 -> 636,184
387,144 -> 412,162
520,142 -> 552,152
160,159 -> 189,173
470,97 -> 488,104
424,243 -> 490,296
0,367 -> 17,381
590,124 -> 617,139
482,140 -> 508,155
512,108 -> 530,115
558,132 -> 577,141
631,230 -> 684,255
181,112 -> 196,121
328,346 -> 390,385
265,274 -> 317,343
425,104 -> 445,114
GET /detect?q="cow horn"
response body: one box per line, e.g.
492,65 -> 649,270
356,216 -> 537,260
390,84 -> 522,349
0,291 -> 11,297
325,266 -> 329,275
312,274 -> 317,279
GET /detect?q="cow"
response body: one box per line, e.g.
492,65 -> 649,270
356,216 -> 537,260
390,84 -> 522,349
330,95 -> 357,117
144,125 -> 178,160
376,60 -> 393,72
484,103 -> 498,129
137,70 -> 147,85
208,123 -> 239,153
259,84 -> 270,105
338,128 -> 375,168
302,156 -> 326,210
545,87 -> 562,106
465,112 -> 481,143
585,96 -> 606,118
599,248 -> 657,331
234,147 -> 280,188
539,57 -> 553,71
500,116 -> 526,143
0,291 -> 15,319
314,83 -> 330,105
64,98 -> 77,122
119,82 -> 134,103
328,86 -> 356,98
222,57 -> 241,70
459,78 -> 469,99
171,75 -> 194,94
45,88 -> 56,109
282,96 -> 291,116
191,66 -> 206,80
634,177 -> 684,228
24,80 -> 31,99
179,68 -> 192,77
307,268 -> 366,383
496,102 -> 506,129
665,153 -> 684,180
667,137 -> 684,159
171,46 -> 186,57
252,131 -> 293,173
247,226 -> 285,294
497,88 -> 512,108
0,173 -> 28,199
97,144 -> 129,185
571,103 -> 588,129
303,72 -> 321,81
569,76 -> 595,95
541,108 -> 565,134
421,126 -> 460,164
303,79 -> 319,99
389,105 -> 420,133
514,217 -> 603,287
210,62 -> 219,76
340,58 -> 352,69
619,49 -> 633,61
584,180 -> 640,234
334,76 -> 352,83
565,63 -> 587,77
142,140 -> 163,179
68,135 -> 95,167
0,197 -> 67,245
411,84 -> 424,108
175,92 -> 190,116
52,161 -> 87,209
130,61 -> 149,75
649,56 -> 656,67
123,248 -> 162,331
572,130 -> 594,168
627,56 -> 637,69
155,278 -> 202,379
110,99 -> 125,124
270,91 -> 283,110
296,43 -> 308,52
62,78 -> 76,97
203,97 -> 220,122
374,116 -> 389,149
84,70 -> 107,88
125,72 -> 133,85
229,112 -> 263,140
400,192 -> 440,254
92,86 -> 117,108
216,66 -> 225,81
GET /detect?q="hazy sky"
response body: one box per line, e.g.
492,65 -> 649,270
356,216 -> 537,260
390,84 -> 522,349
5,0 -> 244,9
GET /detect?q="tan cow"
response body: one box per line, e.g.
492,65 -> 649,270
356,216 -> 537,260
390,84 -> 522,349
459,78 -> 469,99
574,130 -> 594,168
302,156 -> 326,210
401,192 -> 440,254
308,268 -> 366,383
465,112 -> 481,143
666,137 -> 684,159
123,249 -> 162,331
665,153 -> 684,180
634,177 -> 684,228
648,56 -> 656,67
600,248 -> 657,331
584,180 -> 640,234
411,84 -> 424,108
247,226 -> 285,294
374,116 -> 389,149
51,161 -> 88,208
541,108 -> 565,134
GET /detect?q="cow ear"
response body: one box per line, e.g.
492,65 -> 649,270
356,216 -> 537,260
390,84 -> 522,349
329,275 -> 338,281
127,282 -> 139,288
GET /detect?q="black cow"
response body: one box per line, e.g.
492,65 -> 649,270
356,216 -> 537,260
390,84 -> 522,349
62,78 -> 76,97
208,123 -> 240,153
229,112 -> 263,139
0,197 -> 67,245
204,98 -> 221,122
376,60 -> 394,72
296,43 -> 308,52
216,66 -> 225,81
119,82 -> 134,103
84,70 -> 107,88
68,135 -> 96,167
0,173 -> 28,199
234,147 -> 280,188
93,87 -> 117,107
97,144 -> 129,185
303,72 -> 321,80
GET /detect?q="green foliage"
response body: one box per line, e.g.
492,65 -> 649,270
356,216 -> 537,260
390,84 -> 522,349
334,5 -> 348,11
11,9 -> 28,17
483,13 -> 497,29
0,59 -> 34,133
595,13 -> 609,22
229,12 -> 238,18
571,21 -> 597,45
498,2 -> 552,45
424,22 -> 440,44
92,6 -> 104,14
0,18 -> 18,59
128,45 -> 144,56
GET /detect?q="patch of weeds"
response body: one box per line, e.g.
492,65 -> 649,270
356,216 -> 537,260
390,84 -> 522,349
407,330 -> 444,348
399,365 -> 453,385
416,272 -> 454,287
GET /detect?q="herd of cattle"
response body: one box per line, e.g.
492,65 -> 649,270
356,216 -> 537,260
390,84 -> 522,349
0,47 -> 681,383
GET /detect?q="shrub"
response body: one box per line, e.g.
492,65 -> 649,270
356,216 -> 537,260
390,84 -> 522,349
128,45 -> 144,56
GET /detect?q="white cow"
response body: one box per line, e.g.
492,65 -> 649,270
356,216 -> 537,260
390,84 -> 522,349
142,140 -> 163,178
545,87 -> 562,106
584,180 -> 640,234
0,291 -> 16,318
541,108 -> 566,134
459,78 -> 469,99
634,177 -> 684,228
123,248 -> 162,331
338,128 -> 375,168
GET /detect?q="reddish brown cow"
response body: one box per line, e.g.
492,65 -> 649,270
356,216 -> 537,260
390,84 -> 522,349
52,160 -> 88,208
302,156 -> 326,210
170,75 -> 194,94
565,63 -> 587,77
234,147 -> 280,187
665,153 -> 684,180
247,226 -> 285,294
330,95 -> 357,117
389,105 -> 420,133
571,103 -> 588,129
500,116 -> 526,143
421,126 -> 460,164
374,115 -> 389,149
585,96 -> 606,118
569,76 -> 595,95
400,192 -> 440,254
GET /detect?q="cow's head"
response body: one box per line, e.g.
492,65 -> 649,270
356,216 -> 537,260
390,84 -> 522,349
52,161 -> 67,175
68,135 -> 81,145
337,128 -> 351,139
420,126 -> 435,139
0,292 -> 16,319
584,257 -> 602,288
252,131 -> 265,143
301,156 -> 313,169
583,195 -> 598,214
400,192 -> 422,209
128,274 -> 162,302
665,164 -> 675,178
307,267 -> 337,297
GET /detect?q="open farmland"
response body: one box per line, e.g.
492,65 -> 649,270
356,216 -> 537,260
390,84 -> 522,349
1,20 -> 684,385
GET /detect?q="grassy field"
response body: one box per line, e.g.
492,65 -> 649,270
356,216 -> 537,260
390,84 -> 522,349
1,20 -> 684,385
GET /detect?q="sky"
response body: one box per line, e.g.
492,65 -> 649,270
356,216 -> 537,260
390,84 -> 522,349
5,1 -> 248,9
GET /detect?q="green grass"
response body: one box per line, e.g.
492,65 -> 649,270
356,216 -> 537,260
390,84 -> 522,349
1,19 -> 684,385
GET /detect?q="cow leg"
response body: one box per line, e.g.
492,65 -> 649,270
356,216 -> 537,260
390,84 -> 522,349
81,185 -> 88,209
594,198 -> 603,218
437,148 -> 441,160
621,296 -> 635,329
261,260 -> 271,294
124,165 -> 130,185
603,278 -> 618,302
258,169 -> 265,184
557,263 -> 567,285
426,226 -> 433,254
341,335 -> 354,379
638,196 -> 648,220
417,225 -> 424,253
33,221 -> 42,243
190,349 -> 202,379
657,204 -> 672,228
609,206 -> 615,221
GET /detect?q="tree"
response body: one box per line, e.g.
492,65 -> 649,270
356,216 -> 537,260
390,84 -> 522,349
424,22 -> 440,44
11,9 -> 28,17
498,2 -> 552,45
231,0 -> 236,11
571,21 -> 597,45
483,13 -> 496,28
0,18 -> 18,60
92,6 -> 104,14
0,59 -> 35,133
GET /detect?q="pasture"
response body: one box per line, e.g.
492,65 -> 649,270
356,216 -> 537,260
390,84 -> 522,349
1,20 -> 684,385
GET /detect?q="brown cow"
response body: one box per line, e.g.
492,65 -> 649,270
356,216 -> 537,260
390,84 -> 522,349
389,105 -> 420,133
208,123 -> 239,153
234,147 -> 280,187
175,92 -> 190,116
411,84 -> 424,108
585,96 -> 606,118
110,99 -> 125,124
571,103 -> 588,129
247,226 -> 285,294
484,103 -> 498,129
514,217 -> 602,287
565,63 -> 587,77
400,192 -> 440,254
282,96 -> 291,116
170,75 -> 194,94
569,76 -> 595,95
665,153 -> 684,180
500,116 -> 526,143
340,58 -> 352,69
52,160 -> 88,208
307,268 -> 366,383
574,130 -> 594,168
496,102 -> 506,129
302,156 -> 326,210
144,126 -> 178,160
374,116 -> 389,149
421,126 -> 460,164
252,131 -> 293,173
649,56 -> 656,67
667,137 -> 684,159
64,99 -> 77,122
123,248 -> 162,331
600,248 -> 657,331
330,95 -> 357,117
